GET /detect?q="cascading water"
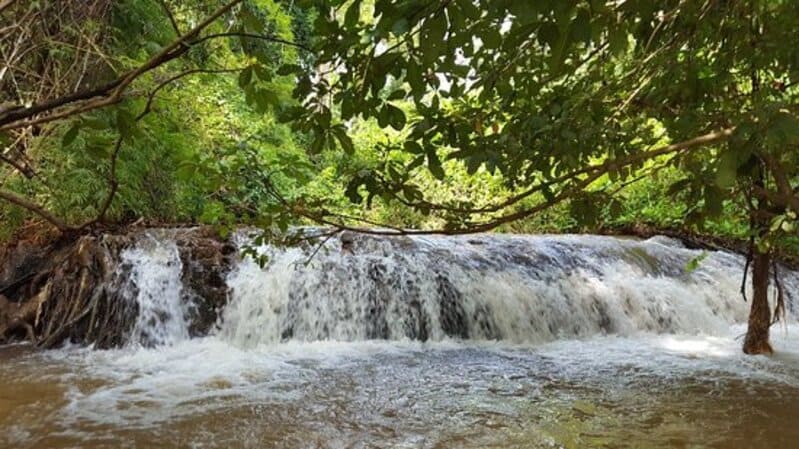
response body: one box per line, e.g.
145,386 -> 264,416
220,232 -> 796,347
117,233 -> 189,346
7,230 -> 799,449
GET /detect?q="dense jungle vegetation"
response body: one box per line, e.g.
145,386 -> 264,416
2,0 -> 799,353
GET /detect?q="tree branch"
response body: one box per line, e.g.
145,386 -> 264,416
80,136 -> 123,228
397,127 -> 734,215
259,128 -> 736,237
0,190 -> 71,231
191,32 -> 311,51
157,0 -> 181,36
0,0 -> 16,15
138,67 -> 244,119
0,0 -> 245,131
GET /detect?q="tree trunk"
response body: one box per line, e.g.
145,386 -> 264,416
743,249 -> 773,354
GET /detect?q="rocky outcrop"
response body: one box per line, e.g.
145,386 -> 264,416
172,228 -> 237,337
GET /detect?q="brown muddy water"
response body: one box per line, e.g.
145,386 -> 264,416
2,328 -> 799,449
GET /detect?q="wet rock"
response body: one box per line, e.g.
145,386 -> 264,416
173,229 -> 235,337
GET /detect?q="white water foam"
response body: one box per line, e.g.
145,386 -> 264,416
118,234 -> 189,347
40,232 -> 799,442
219,233 -> 794,346
44,325 -> 799,434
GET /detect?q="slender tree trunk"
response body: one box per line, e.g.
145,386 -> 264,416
743,248 -> 773,354
743,163 -> 773,355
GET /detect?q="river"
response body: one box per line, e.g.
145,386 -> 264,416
1,232 -> 798,448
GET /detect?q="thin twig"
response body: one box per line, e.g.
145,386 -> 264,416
157,0 -> 181,36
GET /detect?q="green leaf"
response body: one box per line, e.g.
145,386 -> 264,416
176,162 -> 197,182
666,178 -> 691,196
481,28 -> 502,49
703,186 -> 724,218
63,124 -> 80,146
427,12 -> 448,44
572,8 -> 592,44
457,0 -> 481,20
239,66 -> 253,88
387,89 -> 406,101
769,111 -> 799,144
345,0 -> 361,28
403,141 -> 424,154
331,126 -> 354,154
240,8 -> 264,33
685,252 -> 708,272
277,64 -> 302,76
608,28 -> 628,55
81,118 -> 107,130
715,150 -> 739,188
345,178 -> 364,203
116,109 -> 136,139
407,154 -> 426,171
538,22 -> 560,49
384,104 -> 406,130
392,18 -> 410,36
310,133 -> 326,154
427,149 -> 445,179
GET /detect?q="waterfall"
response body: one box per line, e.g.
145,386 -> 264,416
218,232 -> 798,347
105,229 -> 798,348
117,233 -> 189,347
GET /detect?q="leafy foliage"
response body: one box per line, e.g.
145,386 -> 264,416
2,0 -> 799,261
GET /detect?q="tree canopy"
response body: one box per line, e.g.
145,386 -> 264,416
3,1 -> 799,351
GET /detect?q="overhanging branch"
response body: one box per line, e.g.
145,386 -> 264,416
395,127 -> 735,216
0,190 -> 71,231
0,0 -> 246,131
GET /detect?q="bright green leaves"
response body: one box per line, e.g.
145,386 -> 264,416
685,251 -> 708,272
239,63 -> 285,114
770,210 -> 798,234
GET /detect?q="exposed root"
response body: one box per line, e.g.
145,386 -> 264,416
0,227 -> 235,349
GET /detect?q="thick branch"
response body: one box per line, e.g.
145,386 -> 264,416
0,190 -> 71,231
